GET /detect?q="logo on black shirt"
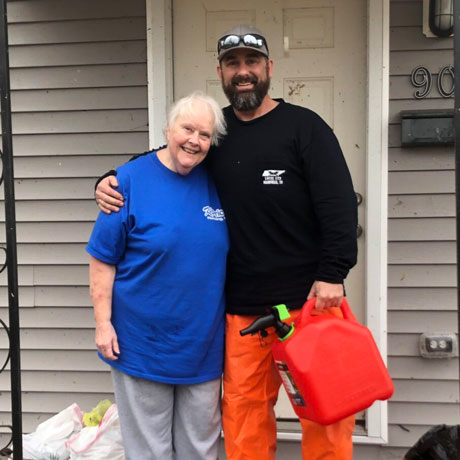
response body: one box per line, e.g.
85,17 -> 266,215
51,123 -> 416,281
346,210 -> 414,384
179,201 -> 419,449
262,170 -> 285,185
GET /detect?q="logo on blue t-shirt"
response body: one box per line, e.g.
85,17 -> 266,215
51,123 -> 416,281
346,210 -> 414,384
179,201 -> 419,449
202,206 -> 225,221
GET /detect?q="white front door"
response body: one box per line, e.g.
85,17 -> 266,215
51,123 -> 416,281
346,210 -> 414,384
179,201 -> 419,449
172,0 -> 367,420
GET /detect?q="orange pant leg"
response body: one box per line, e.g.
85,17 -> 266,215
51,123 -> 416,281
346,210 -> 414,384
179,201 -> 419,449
222,314 -> 280,460
300,416 -> 355,460
222,308 -> 355,460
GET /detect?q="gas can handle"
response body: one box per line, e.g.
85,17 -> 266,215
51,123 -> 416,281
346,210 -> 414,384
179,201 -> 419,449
299,297 -> 360,325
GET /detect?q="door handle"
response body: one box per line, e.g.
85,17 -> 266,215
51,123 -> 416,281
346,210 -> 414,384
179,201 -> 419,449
356,193 -> 363,238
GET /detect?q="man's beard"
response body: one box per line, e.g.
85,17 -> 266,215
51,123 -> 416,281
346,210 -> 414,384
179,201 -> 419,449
222,73 -> 270,111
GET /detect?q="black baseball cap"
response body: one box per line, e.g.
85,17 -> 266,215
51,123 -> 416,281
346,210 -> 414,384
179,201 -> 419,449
217,25 -> 269,61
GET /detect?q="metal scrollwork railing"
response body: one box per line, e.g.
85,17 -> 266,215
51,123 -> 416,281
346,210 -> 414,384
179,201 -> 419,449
0,247 -> 11,379
0,310 -> 13,456
0,0 -> 24,458
0,425 -> 13,457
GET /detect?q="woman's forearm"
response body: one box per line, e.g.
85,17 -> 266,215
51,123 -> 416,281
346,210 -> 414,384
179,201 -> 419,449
89,256 -> 116,324
89,256 -> 120,360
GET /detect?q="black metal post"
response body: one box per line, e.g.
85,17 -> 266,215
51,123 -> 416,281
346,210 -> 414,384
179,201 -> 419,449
0,0 -> 23,459
455,1 -> 460,393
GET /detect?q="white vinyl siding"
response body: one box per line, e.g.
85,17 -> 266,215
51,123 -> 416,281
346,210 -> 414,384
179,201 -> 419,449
386,0 -> 459,451
0,0 -> 148,432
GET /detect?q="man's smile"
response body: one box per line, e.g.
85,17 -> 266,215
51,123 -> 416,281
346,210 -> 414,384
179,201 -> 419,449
232,76 -> 258,90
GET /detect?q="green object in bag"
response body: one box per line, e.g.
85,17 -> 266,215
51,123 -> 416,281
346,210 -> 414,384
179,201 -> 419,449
82,399 -> 112,427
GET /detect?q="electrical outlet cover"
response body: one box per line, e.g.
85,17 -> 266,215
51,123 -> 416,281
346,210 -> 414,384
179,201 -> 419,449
419,333 -> 458,359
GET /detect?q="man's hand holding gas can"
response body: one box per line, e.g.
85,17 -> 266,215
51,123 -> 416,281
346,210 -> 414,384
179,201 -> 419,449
307,281 -> 344,311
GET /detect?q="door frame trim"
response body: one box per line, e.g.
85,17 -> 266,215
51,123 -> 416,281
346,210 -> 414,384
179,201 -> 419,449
146,0 -> 173,148
364,0 -> 390,444
146,0 -> 390,444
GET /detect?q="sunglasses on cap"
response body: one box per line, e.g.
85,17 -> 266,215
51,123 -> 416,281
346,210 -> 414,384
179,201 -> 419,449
218,34 -> 268,54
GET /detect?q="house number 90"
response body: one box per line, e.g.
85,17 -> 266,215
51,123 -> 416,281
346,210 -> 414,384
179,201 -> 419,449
410,65 -> 454,99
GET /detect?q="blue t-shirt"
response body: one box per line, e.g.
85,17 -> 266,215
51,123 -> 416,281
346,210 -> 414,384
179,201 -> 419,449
87,152 -> 229,384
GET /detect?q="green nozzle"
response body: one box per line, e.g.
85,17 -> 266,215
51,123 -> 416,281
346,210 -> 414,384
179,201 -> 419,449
273,304 -> 291,321
273,304 -> 294,341
278,325 -> 295,341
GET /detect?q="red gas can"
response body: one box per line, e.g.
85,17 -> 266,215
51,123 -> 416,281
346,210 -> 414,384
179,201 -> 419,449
273,298 -> 394,425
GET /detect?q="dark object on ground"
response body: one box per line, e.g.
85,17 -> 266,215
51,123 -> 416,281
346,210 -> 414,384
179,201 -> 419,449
403,425 -> 460,460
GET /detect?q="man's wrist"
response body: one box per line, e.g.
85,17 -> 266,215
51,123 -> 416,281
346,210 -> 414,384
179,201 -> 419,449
313,277 -> 344,286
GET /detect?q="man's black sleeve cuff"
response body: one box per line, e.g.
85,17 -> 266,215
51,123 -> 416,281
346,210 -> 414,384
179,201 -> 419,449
94,169 -> 117,190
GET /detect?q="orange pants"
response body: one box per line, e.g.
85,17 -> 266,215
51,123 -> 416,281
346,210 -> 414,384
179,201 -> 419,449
222,309 -> 355,460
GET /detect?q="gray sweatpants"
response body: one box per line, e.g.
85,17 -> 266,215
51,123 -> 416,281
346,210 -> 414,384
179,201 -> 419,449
111,368 -> 221,460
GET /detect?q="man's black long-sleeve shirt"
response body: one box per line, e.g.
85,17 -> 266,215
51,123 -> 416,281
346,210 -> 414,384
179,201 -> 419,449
207,100 -> 357,315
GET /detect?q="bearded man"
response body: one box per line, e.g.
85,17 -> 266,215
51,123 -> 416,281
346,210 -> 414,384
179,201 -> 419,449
95,25 -> 358,460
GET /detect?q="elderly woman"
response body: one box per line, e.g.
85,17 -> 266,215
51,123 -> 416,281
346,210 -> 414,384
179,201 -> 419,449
86,91 -> 228,460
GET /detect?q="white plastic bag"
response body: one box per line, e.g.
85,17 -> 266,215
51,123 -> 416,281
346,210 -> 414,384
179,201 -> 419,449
22,403 -> 83,460
66,404 -> 125,460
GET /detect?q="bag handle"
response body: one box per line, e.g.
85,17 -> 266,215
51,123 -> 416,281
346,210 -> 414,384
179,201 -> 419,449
298,297 -> 360,327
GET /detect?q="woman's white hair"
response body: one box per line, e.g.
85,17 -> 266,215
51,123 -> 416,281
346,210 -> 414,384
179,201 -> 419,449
167,91 -> 227,146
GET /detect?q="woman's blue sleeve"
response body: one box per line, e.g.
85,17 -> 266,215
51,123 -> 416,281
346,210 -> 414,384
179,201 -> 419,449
86,178 -> 129,264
